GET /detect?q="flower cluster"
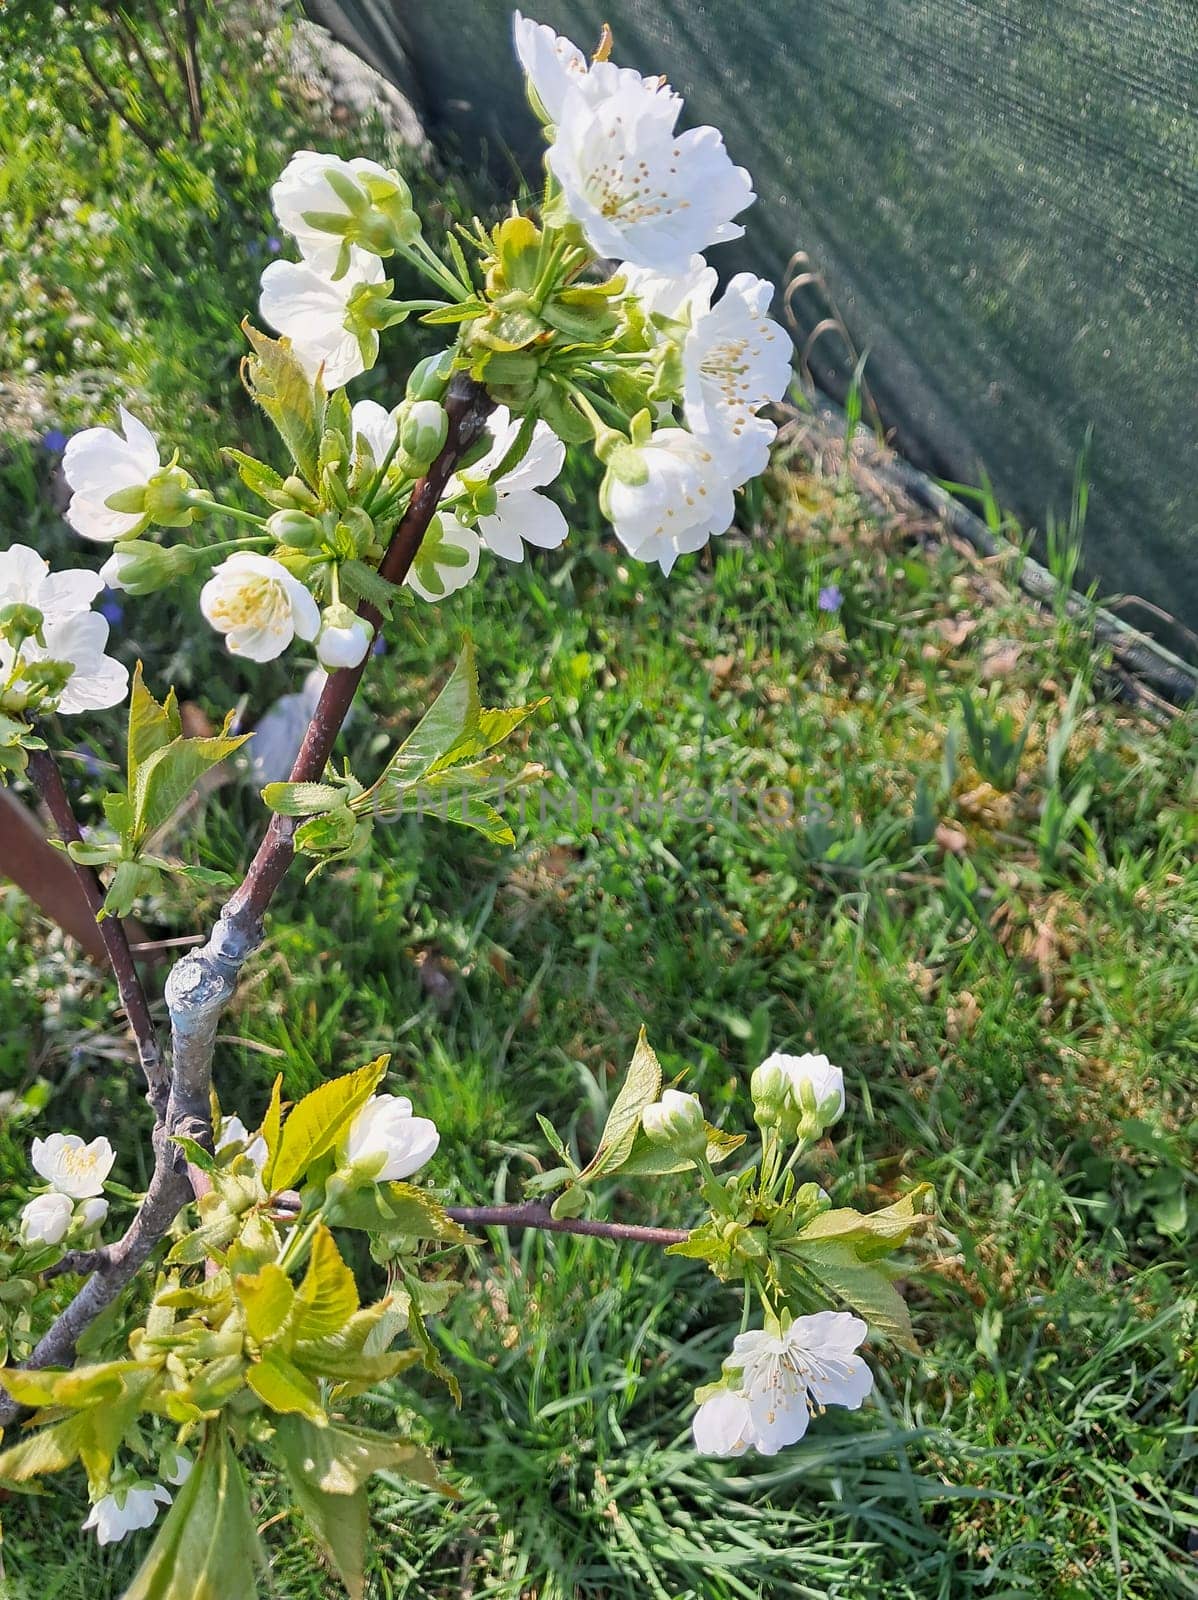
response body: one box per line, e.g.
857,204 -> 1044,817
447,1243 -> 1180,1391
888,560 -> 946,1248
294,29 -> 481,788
36,10 -> 790,698
19,1132 -> 114,1248
623,1043 -> 920,1461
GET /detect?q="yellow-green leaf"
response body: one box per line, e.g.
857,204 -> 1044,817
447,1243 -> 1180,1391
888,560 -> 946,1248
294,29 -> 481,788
293,1225 -> 360,1341
264,1054 -> 389,1191
246,1351 -> 324,1420
236,1262 -> 296,1346
577,1028 -> 662,1184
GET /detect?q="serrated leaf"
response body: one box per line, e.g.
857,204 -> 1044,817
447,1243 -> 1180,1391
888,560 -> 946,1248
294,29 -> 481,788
242,321 -> 325,483
613,1122 -> 746,1178
132,727 -> 250,842
247,1351 -> 324,1419
261,1074 -> 284,1169
793,1185 -> 932,1260
326,1181 -> 469,1248
222,447 -> 285,500
576,1028 -> 662,1184
419,300 -> 486,325
262,781 -> 345,817
0,1359 -> 146,1410
275,1419 -> 442,1600
123,1424 -> 264,1600
795,1243 -> 921,1353
236,1262 -> 296,1345
128,662 -> 181,780
166,1210 -> 241,1266
0,1414 -> 86,1483
292,1226 -> 360,1341
264,1055 -> 389,1192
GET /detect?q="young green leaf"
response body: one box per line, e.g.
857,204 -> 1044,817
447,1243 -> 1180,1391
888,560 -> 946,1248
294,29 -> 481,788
263,1054 -> 389,1192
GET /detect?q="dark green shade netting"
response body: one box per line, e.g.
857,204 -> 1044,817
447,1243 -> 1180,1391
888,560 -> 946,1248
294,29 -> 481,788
310,0 -> 1198,646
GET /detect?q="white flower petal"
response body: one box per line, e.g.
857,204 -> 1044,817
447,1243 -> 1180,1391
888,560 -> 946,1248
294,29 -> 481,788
692,1389 -> 753,1456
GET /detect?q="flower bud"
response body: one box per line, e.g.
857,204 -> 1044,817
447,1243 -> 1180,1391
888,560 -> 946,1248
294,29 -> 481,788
0,602 -> 45,649
266,508 -> 324,550
641,1089 -> 706,1160
20,1192 -> 73,1247
101,541 -> 196,596
338,1093 -> 440,1184
76,1196 -> 109,1234
756,1051 -> 846,1138
398,399 -> 449,474
750,1056 -> 787,1129
144,464 -> 202,528
406,349 -> 454,402
316,605 -> 372,670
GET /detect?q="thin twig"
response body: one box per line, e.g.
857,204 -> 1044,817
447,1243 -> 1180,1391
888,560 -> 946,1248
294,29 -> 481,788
26,746 -> 166,1114
446,1202 -> 689,1247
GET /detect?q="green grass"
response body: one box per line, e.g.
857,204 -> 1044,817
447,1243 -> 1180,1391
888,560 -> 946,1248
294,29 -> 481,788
1,12 -> 1196,1600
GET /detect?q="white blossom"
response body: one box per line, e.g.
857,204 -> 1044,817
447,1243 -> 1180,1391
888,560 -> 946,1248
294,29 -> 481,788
603,427 -> 741,574
200,553 -> 320,662
0,545 -> 128,713
405,512 -> 481,603
641,1088 -> 704,1150
163,1449 -> 193,1487
259,248 -> 385,390
216,1114 -> 268,1170
82,1483 -> 171,1545
31,1131 -> 115,1199
340,1093 -> 440,1182
512,13 -> 671,123
20,1192 -> 73,1247
548,74 -> 754,276
271,150 -> 397,271
682,273 -> 790,457
62,407 -> 160,543
758,1050 -> 845,1126
693,1313 -> 873,1457
622,256 -> 717,329
454,405 -> 568,562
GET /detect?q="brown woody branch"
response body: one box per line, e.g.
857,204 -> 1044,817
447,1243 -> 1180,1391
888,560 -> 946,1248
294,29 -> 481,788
445,1202 -> 689,1247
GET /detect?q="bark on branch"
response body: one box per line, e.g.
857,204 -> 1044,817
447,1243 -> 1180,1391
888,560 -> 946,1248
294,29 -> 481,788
445,1203 -> 689,1247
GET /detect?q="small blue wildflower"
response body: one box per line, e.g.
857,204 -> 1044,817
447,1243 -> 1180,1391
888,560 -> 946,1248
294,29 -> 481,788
817,584 -> 843,614
371,634 -> 387,657
42,428 -> 68,454
267,235 -> 282,255
98,590 -> 124,627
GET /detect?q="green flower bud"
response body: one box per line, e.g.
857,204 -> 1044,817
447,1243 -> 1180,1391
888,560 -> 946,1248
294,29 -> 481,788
266,509 -> 323,550
0,603 -> 45,650
641,1089 -> 706,1161
338,505 -> 375,554
406,349 -> 455,402
101,541 -> 196,597
398,399 -> 449,473
601,442 -> 650,487
750,1056 -> 787,1129
144,464 -> 202,528
21,659 -> 74,698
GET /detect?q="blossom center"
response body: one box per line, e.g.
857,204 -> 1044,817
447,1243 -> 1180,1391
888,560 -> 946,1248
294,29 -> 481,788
209,576 -> 290,633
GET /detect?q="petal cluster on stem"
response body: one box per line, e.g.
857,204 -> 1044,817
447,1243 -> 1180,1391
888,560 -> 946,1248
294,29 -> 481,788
693,1312 -> 873,1457
0,545 -> 128,713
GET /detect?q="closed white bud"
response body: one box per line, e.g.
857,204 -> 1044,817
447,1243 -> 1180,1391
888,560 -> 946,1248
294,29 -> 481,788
316,604 -> 372,670
641,1088 -> 706,1157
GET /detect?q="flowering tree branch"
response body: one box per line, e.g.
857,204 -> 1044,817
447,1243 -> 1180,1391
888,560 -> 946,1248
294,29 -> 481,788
444,1202 -> 689,1247
25,746 -> 166,1112
0,379 -> 491,1426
